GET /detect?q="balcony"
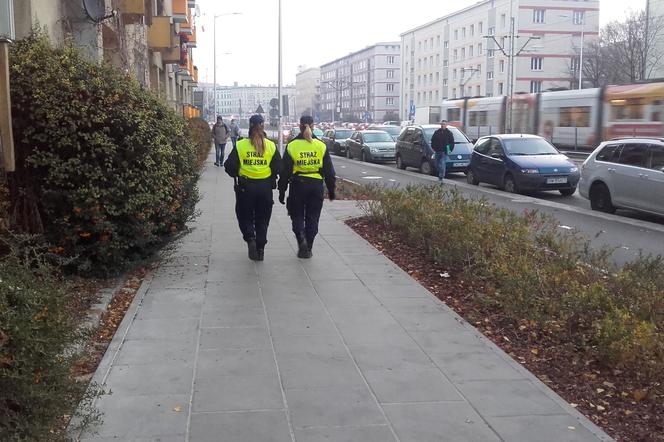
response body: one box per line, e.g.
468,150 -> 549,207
187,0 -> 197,7
187,27 -> 197,48
172,0 -> 188,23
148,17 -> 173,49
120,0 -> 145,15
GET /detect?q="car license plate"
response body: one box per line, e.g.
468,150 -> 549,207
453,162 -> 469,167
547,177 -> 568,184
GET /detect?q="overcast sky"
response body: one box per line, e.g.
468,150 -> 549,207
193,0 -> 646,87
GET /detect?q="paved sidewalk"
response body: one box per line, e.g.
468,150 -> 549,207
78,153 -> 613,441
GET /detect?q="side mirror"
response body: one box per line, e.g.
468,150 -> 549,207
491,152 -> 504,160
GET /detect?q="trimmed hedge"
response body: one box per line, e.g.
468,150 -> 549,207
8,32 -> 199,274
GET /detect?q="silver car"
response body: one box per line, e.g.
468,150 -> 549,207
579,138 -> 664,216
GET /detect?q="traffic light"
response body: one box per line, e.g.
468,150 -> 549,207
282,95 -> 289,117
269,97 -> 279,127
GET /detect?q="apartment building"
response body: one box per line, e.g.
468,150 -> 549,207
7,0 -> 199,118
319,43 -> 401,122
295,67 -> 321,118
400,0 -> 600,119
214,84 -> 296,121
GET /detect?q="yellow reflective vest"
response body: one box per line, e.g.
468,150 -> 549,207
237,138 -> 276,179
286,138 -> 326,180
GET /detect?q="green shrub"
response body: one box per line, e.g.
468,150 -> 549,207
187,117 -> 213,169
0,238 -> 99,440
8,32 -> 199,274
359,184 -> 664,385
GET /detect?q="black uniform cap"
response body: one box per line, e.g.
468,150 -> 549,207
250,114 -> 264,125
300,115 -> 314,125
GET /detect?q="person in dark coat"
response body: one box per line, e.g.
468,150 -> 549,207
430,119 -> 455,181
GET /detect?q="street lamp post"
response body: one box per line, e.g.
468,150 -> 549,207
578,13 -> 585,90
213,12 -> 241,119
278,0 -> 283,153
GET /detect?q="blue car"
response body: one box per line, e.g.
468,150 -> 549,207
467,134 -> 580,196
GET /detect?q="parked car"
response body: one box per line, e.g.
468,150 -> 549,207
466,134 -> 580,195
579,138 -> 664,215
368,125 -> 402,141
395,124 -> 473,176
345,130 -> 396,162
383,121 -> 401,126
284,126 -> 324,143
321,128 -> 354,156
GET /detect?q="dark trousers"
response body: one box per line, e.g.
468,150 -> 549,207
235,179 -> 274,249
287,178 -> 324,250
215,142 -> 226,164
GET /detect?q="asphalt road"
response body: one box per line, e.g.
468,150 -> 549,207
330,155 -> 664,267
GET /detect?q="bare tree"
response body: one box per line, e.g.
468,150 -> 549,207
602,10 -> 664,83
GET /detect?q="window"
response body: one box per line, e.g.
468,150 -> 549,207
501,13 -> 506,28
611,99 -> 645,120
499,59 -> 505,73
386,83 -> 395,92
430,56 -> 433,66
469,110 -> 488,126
454,49 -> 458,61
418,41 -> 422,50
436,54 -> 440,65
498,82 -> 504,94
478,43 -> 482,55
428,91 -> 432,102
470,25 -> 474,36
558,106 -> 591,127
476,64 -> 481,74
387,70 -> 394,79
488,49 -> 495,58
435,90 -> 439,101
573,11 -> 585,25
452,88 -> 457,98
453,69 -> 457,80
596,144 -> 622,163
387,55 -> 395,64
447,108 -> 461,121
443,60 -> 448,67
488,26 -> 495,36
531,57 -> 543,71
460,68 -> 465,78
443,78 -> 448,86
461,48 -> 466,59
387,97 -> 395,106
417,75 -> 421,86
479,22 -> 483,33
444,40 -> 449,49
469,46 -> 474,57
429,73 -> 433,84
618,144 -> 648,167
430,37 -> 434,47
454,30 -> 459,40
571,57 -> 580,73
462,27 -> 466,38
487,71 -> 494,79
417,92 -> 421,104
474,137 -> 491,154
533,9 -> 545,24
530,80 -> 542,93
476,85 -> 481,96
437,35 -> 441,47
649,145 -> 664,171
424,40 -> 428,50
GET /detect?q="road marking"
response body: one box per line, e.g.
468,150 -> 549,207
362,176 -> 383,180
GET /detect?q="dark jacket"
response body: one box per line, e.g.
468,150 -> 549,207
431,128 -> 455,154
278,133 -> 336,194
223,138 -> 282,188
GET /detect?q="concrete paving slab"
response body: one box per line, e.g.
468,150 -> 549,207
114,339 -> 195,366
198,326 -> 271,350
277,353 -> 366,390
485,414 -> 603,441
363,368 -> 464,403
383,402 -> 501,442
430,351 -> 527,382
189,411 -> 292,442
349,344 -> 437,372
294,425 -> 397,442
192,374 -> 284,412
123,318 -> 199,342
200,306 -> 267,328
196,348 -> 277,378
285,387 -> 387,429
104,362 -> 193,396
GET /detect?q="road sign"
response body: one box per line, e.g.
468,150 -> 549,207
269,108 -> 279,118
269,98 -> 279,108
255,104 -> 265,114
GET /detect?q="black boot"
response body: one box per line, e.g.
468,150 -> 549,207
296,235 -> 311,259
256,249 -> 264,261
247,239 -> 259,261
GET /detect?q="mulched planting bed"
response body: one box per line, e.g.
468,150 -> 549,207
348,216 -> 664,442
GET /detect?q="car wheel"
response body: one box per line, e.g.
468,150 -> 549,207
396,154 -> 406,170
420,158 -> 433,176
559,187 -> 576,197
590,183 -> 616,214
346,148 -> 352,159
361,150 -> 367,162
503,174 -> 519,193
467,168 -> 480,185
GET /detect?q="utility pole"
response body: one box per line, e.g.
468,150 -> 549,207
277,0 -> 283,154
484,20 -> 540,132
579,13 -> 585,89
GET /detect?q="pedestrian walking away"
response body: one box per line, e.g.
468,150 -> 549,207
224,114 -> 281,261
212,116 -> 230,166
430,119 -> 455,181
229,118 -> 240,149
279,115 -> 336,259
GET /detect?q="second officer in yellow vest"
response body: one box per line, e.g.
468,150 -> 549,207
224,114 -> 281,261
278,116 -> 336,258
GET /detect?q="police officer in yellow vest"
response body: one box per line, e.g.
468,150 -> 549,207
224,114 -> 281,261
278,116 -> 336,258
